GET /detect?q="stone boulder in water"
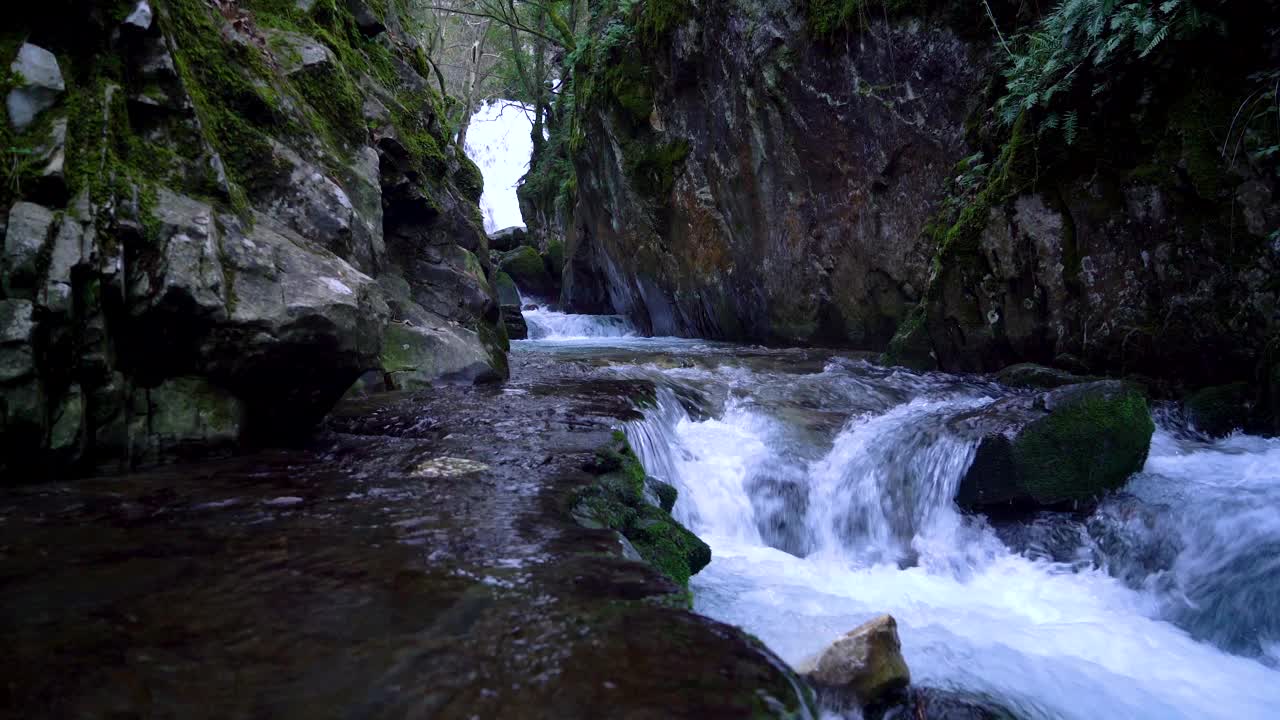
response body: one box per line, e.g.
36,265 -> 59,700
955,381 -> 1154,510
799,614 -> 911,709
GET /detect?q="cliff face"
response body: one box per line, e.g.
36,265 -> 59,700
0,0 -> 506,480
554,0 -> 1278,418
565,1 -> 984,344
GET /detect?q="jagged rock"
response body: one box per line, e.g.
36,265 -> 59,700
6,43 -> 65,130
2,202 -> 56,298
501,305 -> 527,340
799,614 -> 911,709
955,381 -> 1155,510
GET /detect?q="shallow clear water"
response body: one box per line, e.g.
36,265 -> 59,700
518,318 -> 1280,720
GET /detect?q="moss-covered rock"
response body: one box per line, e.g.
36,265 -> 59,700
573,432 -> 710,587
956,381 -> 1154,510
1183,382 -> 1254,438
499,245 -> 557,300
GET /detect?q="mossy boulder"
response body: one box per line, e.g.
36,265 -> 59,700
498,245 -> 557,300
955,381 -> 1155,510
572,433 -> 710,587
1183,382 -> 1254,437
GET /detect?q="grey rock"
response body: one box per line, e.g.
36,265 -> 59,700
144,376 -> 241,454
488,225 -> 527,253
501,305 -> 527,340
266,30 -> 337,75
123,1 -> 154,31
381,318 -> 501,389
2,202 -> 56,298
6,43 -> 65,130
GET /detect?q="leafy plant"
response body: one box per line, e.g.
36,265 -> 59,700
996,0 -> 1224,138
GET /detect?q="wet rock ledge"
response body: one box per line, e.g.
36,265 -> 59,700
0,351 -> 811,719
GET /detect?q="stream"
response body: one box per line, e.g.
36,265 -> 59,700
518,310 -> 1280,720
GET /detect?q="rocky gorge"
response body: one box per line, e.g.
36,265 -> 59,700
3,0 -> 1280,718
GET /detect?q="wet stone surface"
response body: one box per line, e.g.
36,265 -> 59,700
0,352 -> 808,719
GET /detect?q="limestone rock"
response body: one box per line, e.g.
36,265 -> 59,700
6,43 -> 65,130
955,381 -> 1155,510
800,614 -> 911,708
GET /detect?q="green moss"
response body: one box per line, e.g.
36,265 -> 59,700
1011,385 -> 1155,504
455,153 -> 484,203
499,246 -> 551,287
574,434 -> 711,588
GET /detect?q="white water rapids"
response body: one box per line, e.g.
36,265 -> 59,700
467,101 -> 1280,719
517,325 -> 1280,720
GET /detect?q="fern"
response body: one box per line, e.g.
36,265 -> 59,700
995,0 -> 1224,142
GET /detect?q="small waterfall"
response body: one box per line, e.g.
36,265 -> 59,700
522,308 -> 638,340
805,397 -> 992,567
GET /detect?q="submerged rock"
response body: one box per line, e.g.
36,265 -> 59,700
956,381 -> 1155,510
799,614 -> 911,709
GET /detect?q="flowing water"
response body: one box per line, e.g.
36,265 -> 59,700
517,316 -> 1280,720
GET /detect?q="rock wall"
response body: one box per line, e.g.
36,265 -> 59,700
564,0 -> 985,344
554,0 -> 1278,423
0,0 -> 506,480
